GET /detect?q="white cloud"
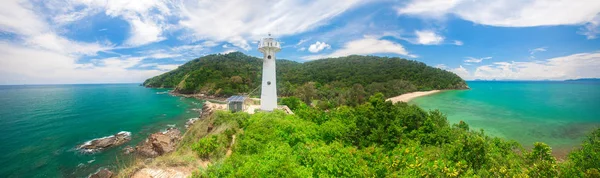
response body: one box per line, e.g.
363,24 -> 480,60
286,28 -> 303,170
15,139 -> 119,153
0,0 -> 48,36
220,49 -> 238,54
579,14 -> 600,39
44,0 -> 364,48
450,65 -> 472,80
25,33 -> 111,56
0,0 -> 365,84
139,63 -> 182,71
529,47 -> 548,59
415,30 -> 444,45
101,57 -> 144,68
454,40 -> 463,46
155,64 -> 181,71
298,47 -> 306,51
126,17 -> 165,46
148,52 -> 182,59
0,42 -> 163,84
464,56 -> 492,63
45,0 -> 173,46
296,38 -> 310,46
397,0 -> 462,18
139,43 -> 210,61
530,47 -> 547,55
308,41 -> 331,53
435,64 -> 448,69
396,0 -> 600,39
0,0 -> 160,84
172,44 -> 204,52
303,36 -> 415,60
201,41 -> 219,47
178,0 -> 363,50
453,52 -> 600,80
0,0 -> 111,56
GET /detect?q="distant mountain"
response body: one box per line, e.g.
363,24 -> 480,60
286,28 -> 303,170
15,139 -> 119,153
565,78 -> 600,82
143,52 -> 467,106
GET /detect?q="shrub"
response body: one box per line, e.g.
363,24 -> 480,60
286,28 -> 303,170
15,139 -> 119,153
191,135 -> 219,158
280,96 -> 303,111
195,93 -> 600,177
448,133 -> 487,169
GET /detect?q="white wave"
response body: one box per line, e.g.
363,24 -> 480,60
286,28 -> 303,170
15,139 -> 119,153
76,131 -> 131,153
117,131 -> 132,137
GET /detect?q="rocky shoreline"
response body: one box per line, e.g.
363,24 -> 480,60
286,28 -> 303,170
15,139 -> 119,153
85,101 -> 220,178
77,131 -> 131,153
168,90 -> 228,103
135,127 -> 182,158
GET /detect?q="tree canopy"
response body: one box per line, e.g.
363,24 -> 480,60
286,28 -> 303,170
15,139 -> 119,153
186,95 -> 600,177
143,52 -> 468,105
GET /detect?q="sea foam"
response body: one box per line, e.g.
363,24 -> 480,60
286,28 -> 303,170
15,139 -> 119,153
76,131 -> 132,153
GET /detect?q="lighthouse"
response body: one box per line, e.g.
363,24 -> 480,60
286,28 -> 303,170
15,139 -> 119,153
258,34 -> 281,111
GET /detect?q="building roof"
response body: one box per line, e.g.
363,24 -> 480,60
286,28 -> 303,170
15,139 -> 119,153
226,95 -> 246,102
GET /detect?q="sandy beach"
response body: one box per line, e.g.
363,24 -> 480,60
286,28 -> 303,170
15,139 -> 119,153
386,90 -> 441,103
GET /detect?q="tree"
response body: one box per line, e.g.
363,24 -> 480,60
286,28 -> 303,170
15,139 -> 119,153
345,84 -> 367,106
143,52 -> 468,98
230,76 -> 243,84
295,82 -> 317,105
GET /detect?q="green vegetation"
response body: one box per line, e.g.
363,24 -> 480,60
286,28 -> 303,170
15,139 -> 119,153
180,95 -> 600,177
140,52 -> 598,177
143,52 -> 467,107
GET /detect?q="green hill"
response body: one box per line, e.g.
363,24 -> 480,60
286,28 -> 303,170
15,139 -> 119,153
143,52 -> 467,106
119,95 -> 600,177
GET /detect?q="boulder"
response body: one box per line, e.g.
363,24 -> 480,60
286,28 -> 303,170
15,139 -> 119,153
78,132 -> 131,153
122,146 -> 135,155
207,122 -> 214,133
185,118 -> 199,129
89,168 -> 112,178
135,128 -> 181,157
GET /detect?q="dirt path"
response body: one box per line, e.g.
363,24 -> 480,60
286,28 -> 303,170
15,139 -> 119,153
131,167 -> 190,178
226,134 -> 236,157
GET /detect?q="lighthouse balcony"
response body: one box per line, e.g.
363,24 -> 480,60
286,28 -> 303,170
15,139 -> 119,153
258,38 -> 281,52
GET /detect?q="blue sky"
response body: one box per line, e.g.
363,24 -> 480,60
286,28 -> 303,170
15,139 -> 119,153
1,0 -> 599,84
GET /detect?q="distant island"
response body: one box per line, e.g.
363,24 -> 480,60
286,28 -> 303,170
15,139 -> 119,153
565,78 -> 600,82
143,52 -> 468,108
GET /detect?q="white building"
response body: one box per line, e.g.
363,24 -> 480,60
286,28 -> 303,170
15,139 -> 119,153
258,34 -> 281,111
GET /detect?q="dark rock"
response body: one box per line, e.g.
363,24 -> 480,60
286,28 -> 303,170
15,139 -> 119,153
77,132 -> 131,153
122,146 -> 134,155
89,168 -> 112,178
207,122 -> 214,133
185,118 -> 199,129
135,128 -> 181,157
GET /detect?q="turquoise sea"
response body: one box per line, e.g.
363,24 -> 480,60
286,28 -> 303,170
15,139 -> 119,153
0,84 -> 202,177
1,82 -> 598,177
411,81 -> 600,152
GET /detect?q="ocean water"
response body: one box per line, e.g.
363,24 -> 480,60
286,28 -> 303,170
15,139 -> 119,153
0,84 -> 202,177
410,81 -> 600,150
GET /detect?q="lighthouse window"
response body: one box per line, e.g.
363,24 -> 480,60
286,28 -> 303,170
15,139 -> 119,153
267,81 -> 271,85
267,55 -> 271,59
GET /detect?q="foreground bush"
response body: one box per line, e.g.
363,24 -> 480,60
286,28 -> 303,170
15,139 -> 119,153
190,94 -> 600,177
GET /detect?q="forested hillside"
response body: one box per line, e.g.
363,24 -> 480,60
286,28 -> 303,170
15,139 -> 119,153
143,52 -> 467,106
126,95 -> 600,177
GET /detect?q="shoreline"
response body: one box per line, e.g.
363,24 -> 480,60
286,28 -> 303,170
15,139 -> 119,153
168,90 -> 228,104
386,90 -> 442,103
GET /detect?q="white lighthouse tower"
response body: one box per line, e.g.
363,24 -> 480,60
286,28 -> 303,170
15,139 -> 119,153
258,34 -> 281,111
